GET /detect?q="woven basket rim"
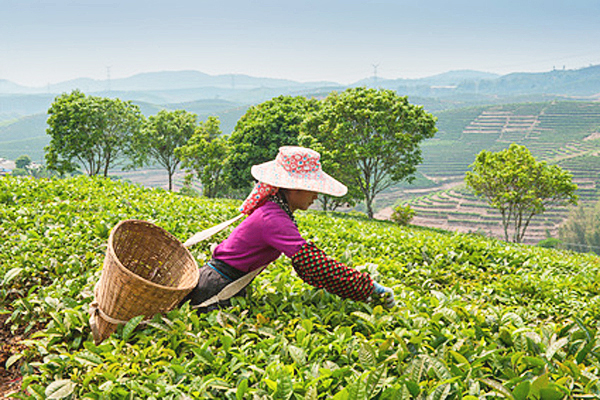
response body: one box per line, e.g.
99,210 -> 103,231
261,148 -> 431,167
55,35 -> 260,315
106,219 -> 198,292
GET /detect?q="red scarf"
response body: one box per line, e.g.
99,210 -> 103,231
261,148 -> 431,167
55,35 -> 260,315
239,181 -> 279,215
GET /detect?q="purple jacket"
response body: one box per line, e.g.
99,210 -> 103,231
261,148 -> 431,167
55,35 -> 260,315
212,201 -> 306,272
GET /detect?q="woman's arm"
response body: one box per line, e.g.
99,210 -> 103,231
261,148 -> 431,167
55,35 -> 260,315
291,242 -> 374,302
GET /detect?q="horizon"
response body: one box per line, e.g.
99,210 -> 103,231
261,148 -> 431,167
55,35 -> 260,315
0,66 -> 530,89
2,0 -> 600,87
4,63 -> 600,91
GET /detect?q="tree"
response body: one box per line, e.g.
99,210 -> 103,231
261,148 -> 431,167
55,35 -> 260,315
15,155 -> 32,169
45,90 -> 144,177
176,116 -> 230,198
224,95 -> 320,191
130,109 -> 197,191
559,200 -> 600,254
465,143 -> 578,243
301,87 -> 437,218
298,134 -> 362,211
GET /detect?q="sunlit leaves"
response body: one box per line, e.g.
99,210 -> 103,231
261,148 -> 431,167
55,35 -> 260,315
2,175 -> 600,398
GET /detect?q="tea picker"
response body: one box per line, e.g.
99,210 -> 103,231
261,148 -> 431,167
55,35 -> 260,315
89,146 -> 395,344
180,146 -> 396,312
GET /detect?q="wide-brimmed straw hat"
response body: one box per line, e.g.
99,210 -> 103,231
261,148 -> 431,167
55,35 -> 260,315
251,146 -> 347,197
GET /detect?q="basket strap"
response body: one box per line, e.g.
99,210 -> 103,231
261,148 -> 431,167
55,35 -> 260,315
192,264 -> 266,309
185,213 -> 263,309
89,300 -> 131,325
184,214 -> 244,248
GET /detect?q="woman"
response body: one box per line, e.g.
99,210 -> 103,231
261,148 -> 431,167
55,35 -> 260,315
183,146 -> 395,312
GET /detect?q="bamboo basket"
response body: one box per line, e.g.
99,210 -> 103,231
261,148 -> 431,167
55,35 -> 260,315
90,219 -> 199,344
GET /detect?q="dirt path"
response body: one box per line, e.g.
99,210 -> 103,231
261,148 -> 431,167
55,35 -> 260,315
0,314 -> 26,398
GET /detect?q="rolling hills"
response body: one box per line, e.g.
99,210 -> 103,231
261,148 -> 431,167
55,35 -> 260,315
379,101 -> 600,245
1,68 -> 600,246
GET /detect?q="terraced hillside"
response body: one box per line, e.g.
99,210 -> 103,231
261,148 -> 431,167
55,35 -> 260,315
419,101 -> 600,177
404,185 -> 573,244
395,101 -> 600,245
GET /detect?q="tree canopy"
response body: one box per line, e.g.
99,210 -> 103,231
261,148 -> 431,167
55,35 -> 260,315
301,87 -> 437,218
176,116 -> 229,198
15,155 -> 32,169
45,90 -> 143,177
465,143 -> 579,243
224,95 -> 320,190
130,109 -> 198,191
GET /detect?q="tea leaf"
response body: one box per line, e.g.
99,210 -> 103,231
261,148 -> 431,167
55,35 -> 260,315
275,372 -> 293,400
74,351 -> 103,366
236,378 -> 248,400
347,373 -> 369,400
45,379 -> 76,399
2,267 -> 23,285
5,353 -> 23,369
288,345 -> 307,366
122,315 -> 145,342
479,378 -> 514,399
546,337 -> 568,361
358,342 -> 376,368
305,384 -> 318,400
430,383 -> 451,400
512,381 -> 530,400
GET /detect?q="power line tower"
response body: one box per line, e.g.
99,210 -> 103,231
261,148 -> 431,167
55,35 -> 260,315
106,66 -> 112,93
372,63 -> 379,87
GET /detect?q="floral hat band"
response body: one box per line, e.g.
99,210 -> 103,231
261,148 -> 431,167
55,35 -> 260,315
277,148 -> 321,174
251,146 -> 347,197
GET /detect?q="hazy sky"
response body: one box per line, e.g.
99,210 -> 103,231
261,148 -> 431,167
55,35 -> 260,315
2,0 -> 600,87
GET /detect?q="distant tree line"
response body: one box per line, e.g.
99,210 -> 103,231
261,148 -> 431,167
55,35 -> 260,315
38,88 -> 590,246
44,88 -> 438,218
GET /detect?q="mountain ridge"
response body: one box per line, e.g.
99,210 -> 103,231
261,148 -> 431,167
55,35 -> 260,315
3,65 -> 599,101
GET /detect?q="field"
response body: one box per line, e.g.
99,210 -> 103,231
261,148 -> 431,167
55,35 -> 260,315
383,101 -> 600,245
2,175 -> 600,399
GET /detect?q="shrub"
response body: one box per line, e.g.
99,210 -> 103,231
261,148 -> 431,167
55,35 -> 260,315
390,204 -> 415,225
537,237 -> 562,249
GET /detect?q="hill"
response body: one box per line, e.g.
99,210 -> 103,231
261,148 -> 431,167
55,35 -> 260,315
1,175 -> 600,398
0,114 -> 49,162
379,101 -> 600,244
458,65 -> 600,96
0,70 -> 340,95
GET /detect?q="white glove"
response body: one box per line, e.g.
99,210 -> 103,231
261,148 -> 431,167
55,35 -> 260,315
373,281 -> 396,309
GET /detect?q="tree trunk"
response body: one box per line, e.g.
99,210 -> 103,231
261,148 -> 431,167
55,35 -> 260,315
365,198 -> 374,219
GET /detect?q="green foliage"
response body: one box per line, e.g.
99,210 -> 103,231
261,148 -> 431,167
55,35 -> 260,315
45,90 -> 144,177
10,167 -> 28,176
536,237 -> 562,249
466,143 -> 579,243
390,204 -> 416,225
131,109 -> 198,191
3,176 -> 600,398
177,116 -> 230,198
301,87 -> 438,218
559,200 -> 600,255
15,155 -> 32,169
298,133 -> 363,212
225,95 -> 320,190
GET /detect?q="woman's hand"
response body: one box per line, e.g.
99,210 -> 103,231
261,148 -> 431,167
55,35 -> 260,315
372,281 -> 396,309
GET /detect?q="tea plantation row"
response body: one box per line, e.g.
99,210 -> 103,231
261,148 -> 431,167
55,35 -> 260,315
2,176 -> 600,399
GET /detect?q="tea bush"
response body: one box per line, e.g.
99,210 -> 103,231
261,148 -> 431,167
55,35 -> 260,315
2,175 -> 600,399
